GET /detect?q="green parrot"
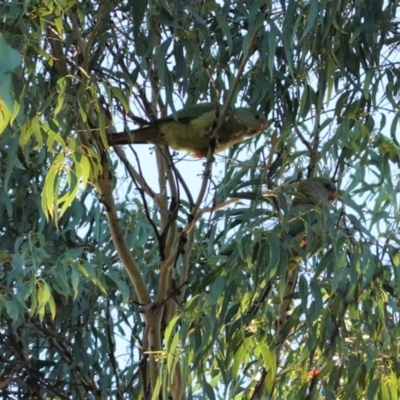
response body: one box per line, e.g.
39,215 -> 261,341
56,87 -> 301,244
108,103 -> 267,158
286,177 -> 337,238
252,177 -> 338,400
277,177 -> 337,342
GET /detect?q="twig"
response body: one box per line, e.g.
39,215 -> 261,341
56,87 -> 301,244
293,124 -> 312,153
105,292 -> 123,399
114,145 -> 155,198
308,112 -> 321,177
196,198 -> 242,219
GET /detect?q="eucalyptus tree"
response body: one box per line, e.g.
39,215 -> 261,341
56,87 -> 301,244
1,0 -> 400,399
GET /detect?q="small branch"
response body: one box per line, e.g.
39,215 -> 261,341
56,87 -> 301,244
97,155 -> 151,307
105,293 -> 123,399
196,198 -> 242,220
47,26 -> 69,78
177,228 -> 195,303
155,147 -> 169,232
171,161 -> 194,209
113,145 -> 155,198
163,150 -> 180,253
188,148 -> 214,228
276,265 -> 299,346
114,145 -> 163,249
248,281 -> 273,317
264,129 -> 278,170
293,124 -> 312,153
308,111 -> 321,177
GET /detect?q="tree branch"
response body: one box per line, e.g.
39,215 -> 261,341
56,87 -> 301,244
97,155 -> 151,307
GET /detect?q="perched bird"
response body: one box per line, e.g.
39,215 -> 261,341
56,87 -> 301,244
293,177 -> 337,206
286,177 -> 337,240
277,177 -> 337,342
108,103 -> 267,158
252,177 -> 338,400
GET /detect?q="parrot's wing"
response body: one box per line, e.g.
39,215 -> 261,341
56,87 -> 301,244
286,203 -> 321,237
158,110 -> 219,156
275,202 -> 332,261
109,104 -> 219,148
173,103 -> 219,119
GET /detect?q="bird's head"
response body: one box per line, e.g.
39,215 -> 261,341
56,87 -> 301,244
293,177 -> 337,207
233,108 -> 268,132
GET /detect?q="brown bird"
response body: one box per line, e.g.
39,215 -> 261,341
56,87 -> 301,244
108,103 -> 267,157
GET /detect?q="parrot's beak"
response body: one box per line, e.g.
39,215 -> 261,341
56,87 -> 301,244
329,192 -> 338,201
257,121 -> 267,132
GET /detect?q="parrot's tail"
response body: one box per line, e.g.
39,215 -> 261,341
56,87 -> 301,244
108,126 -> 163,146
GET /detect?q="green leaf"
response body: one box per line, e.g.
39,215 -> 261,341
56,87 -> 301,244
131,0 -> 148,40
42,152 -> 65,219
268,23 -> 279,77
0,73 -> 15,111
111,86 -> 130,113
301,0 -> 319,39
0,35 -> 21,74
71,268 -> 80,299
216,14 -> 233,55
